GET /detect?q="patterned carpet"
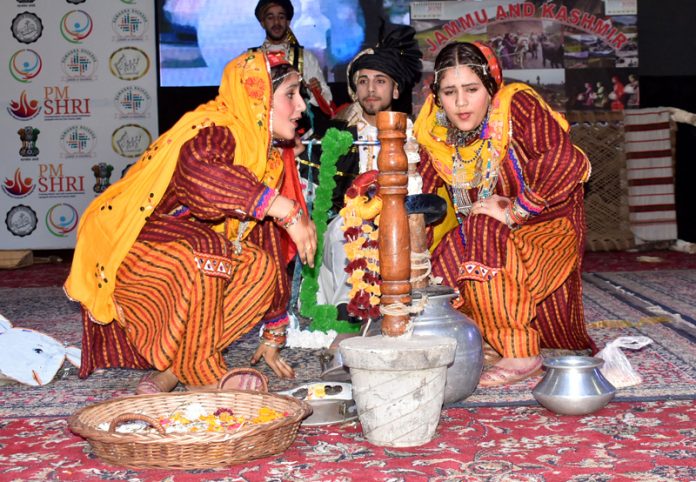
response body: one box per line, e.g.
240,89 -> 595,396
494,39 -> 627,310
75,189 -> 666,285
1,270 -> 694,417
0,264 -> 694,480
1,401 -> 694,481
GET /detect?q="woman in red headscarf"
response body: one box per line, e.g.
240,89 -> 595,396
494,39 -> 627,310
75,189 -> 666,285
66,51 -> 314,393
414,42 -> 595,387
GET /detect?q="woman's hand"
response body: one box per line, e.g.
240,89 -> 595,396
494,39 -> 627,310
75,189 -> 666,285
251,342 -> 295,379
470,194 -> 511,225
268,196 -> 317,267
286,215 -> 317,268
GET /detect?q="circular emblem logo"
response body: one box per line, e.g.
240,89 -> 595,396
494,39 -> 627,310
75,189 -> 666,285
2,168 -> 35,198
60,10 -> 93,43
66,0 -> 87,4
112,124 -> 152,158
5,204 -> 38,237
61,48 -> 98,80
8,91 -> 41,121
9,49 -> 42,83
60,125 -> 97,157
114,86 -> 151,118
109,47 -> 150,80
11,12 -> 43,44
46,203 -> 79,237
112,8 -> 148,40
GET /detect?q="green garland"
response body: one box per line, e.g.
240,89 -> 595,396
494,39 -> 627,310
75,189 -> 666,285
299,127 -> 360,333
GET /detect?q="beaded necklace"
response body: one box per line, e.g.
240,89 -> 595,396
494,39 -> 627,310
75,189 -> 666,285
449,114 -> 502,218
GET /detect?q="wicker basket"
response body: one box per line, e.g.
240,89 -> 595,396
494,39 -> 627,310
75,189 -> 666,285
68,390 -> 312,469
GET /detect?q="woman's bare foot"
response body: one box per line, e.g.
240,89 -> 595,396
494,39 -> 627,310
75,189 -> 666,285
478,355 -> 543,388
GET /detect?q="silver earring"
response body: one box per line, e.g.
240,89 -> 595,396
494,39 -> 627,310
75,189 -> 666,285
436,108 -> 450,127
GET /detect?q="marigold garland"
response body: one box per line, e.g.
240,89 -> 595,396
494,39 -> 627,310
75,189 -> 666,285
340,194 -> 382,321
299,128 -> 359,333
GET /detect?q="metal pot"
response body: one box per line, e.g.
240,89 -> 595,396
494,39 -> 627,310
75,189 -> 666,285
363,285 -> 483,404
532,356 -> 616,415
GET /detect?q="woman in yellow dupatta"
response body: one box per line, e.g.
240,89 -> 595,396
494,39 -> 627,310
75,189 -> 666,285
65,51 -> 315,392
414,42 -> 595,387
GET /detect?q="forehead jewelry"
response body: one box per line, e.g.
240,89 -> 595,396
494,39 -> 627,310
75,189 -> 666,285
434,63 -> 489,83
273,71 -> 302,87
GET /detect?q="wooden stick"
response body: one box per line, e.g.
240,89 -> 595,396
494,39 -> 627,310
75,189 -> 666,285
376,111 -> 411,337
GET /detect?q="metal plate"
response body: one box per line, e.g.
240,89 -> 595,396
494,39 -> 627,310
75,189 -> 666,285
276,382 -> 358,426
301,398 -> 359,427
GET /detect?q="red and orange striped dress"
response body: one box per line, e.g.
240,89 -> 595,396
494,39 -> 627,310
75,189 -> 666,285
79,126 -> 292,385
420,91 -> 596,358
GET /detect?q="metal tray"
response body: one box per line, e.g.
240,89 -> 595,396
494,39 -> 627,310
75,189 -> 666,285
276,382 -> 358,426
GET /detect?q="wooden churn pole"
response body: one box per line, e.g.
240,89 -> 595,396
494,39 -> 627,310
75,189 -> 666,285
376,111 -> 411,337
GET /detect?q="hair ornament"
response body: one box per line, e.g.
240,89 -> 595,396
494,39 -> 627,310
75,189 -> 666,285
434,64 -> 487,83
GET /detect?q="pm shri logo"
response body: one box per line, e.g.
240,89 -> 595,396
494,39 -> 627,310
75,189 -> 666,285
60,10 -> 93,44
3,168 -> 35,198
9,49 -> 42,83
8,91 -> 41,120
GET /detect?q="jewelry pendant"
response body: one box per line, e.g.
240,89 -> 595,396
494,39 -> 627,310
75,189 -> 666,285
470,170 -> 482,187
453,163 -> 468,185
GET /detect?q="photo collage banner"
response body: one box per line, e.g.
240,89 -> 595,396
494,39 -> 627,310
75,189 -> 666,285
1,0 -> 158,250
410,0 -> 639,114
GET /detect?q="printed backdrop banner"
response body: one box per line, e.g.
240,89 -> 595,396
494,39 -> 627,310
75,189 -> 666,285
409,0 -> 639,114
1,0 -> 158,250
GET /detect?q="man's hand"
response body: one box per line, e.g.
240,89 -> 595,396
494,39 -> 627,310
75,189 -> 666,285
307,77 -> 321,93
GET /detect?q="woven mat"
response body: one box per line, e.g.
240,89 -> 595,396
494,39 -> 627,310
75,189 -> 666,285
568,110 -> 634,251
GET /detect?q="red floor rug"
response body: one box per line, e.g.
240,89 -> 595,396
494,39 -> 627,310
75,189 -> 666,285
0,401 -> 694,481
583,249 -> 696,272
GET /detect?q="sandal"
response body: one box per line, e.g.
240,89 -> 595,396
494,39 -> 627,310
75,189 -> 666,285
217,368 -> 268,392
135,371 -> 178,395
478,356 -> 543,388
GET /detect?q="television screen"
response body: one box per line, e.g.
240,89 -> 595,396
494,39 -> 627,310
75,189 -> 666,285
157,0 -> 410,86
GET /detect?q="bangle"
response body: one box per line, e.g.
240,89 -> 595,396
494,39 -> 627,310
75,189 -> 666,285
504,206 -> 519,230
504,199 -> 530,229
284,207 -> 304,230
276,201 -> 301,228
277,203 -> 304,230
261,339 -> 284,349
262,325 -> 287,348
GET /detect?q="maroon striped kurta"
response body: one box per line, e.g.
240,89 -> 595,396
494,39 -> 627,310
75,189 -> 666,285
421,91 -> 596,357
79,126 -> 291,383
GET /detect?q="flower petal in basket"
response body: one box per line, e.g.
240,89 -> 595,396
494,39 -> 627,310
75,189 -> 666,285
68,390 -> 312,470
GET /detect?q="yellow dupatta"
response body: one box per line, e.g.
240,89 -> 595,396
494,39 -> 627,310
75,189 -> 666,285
413,82 -> 570,248
65,51 -> 282,324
